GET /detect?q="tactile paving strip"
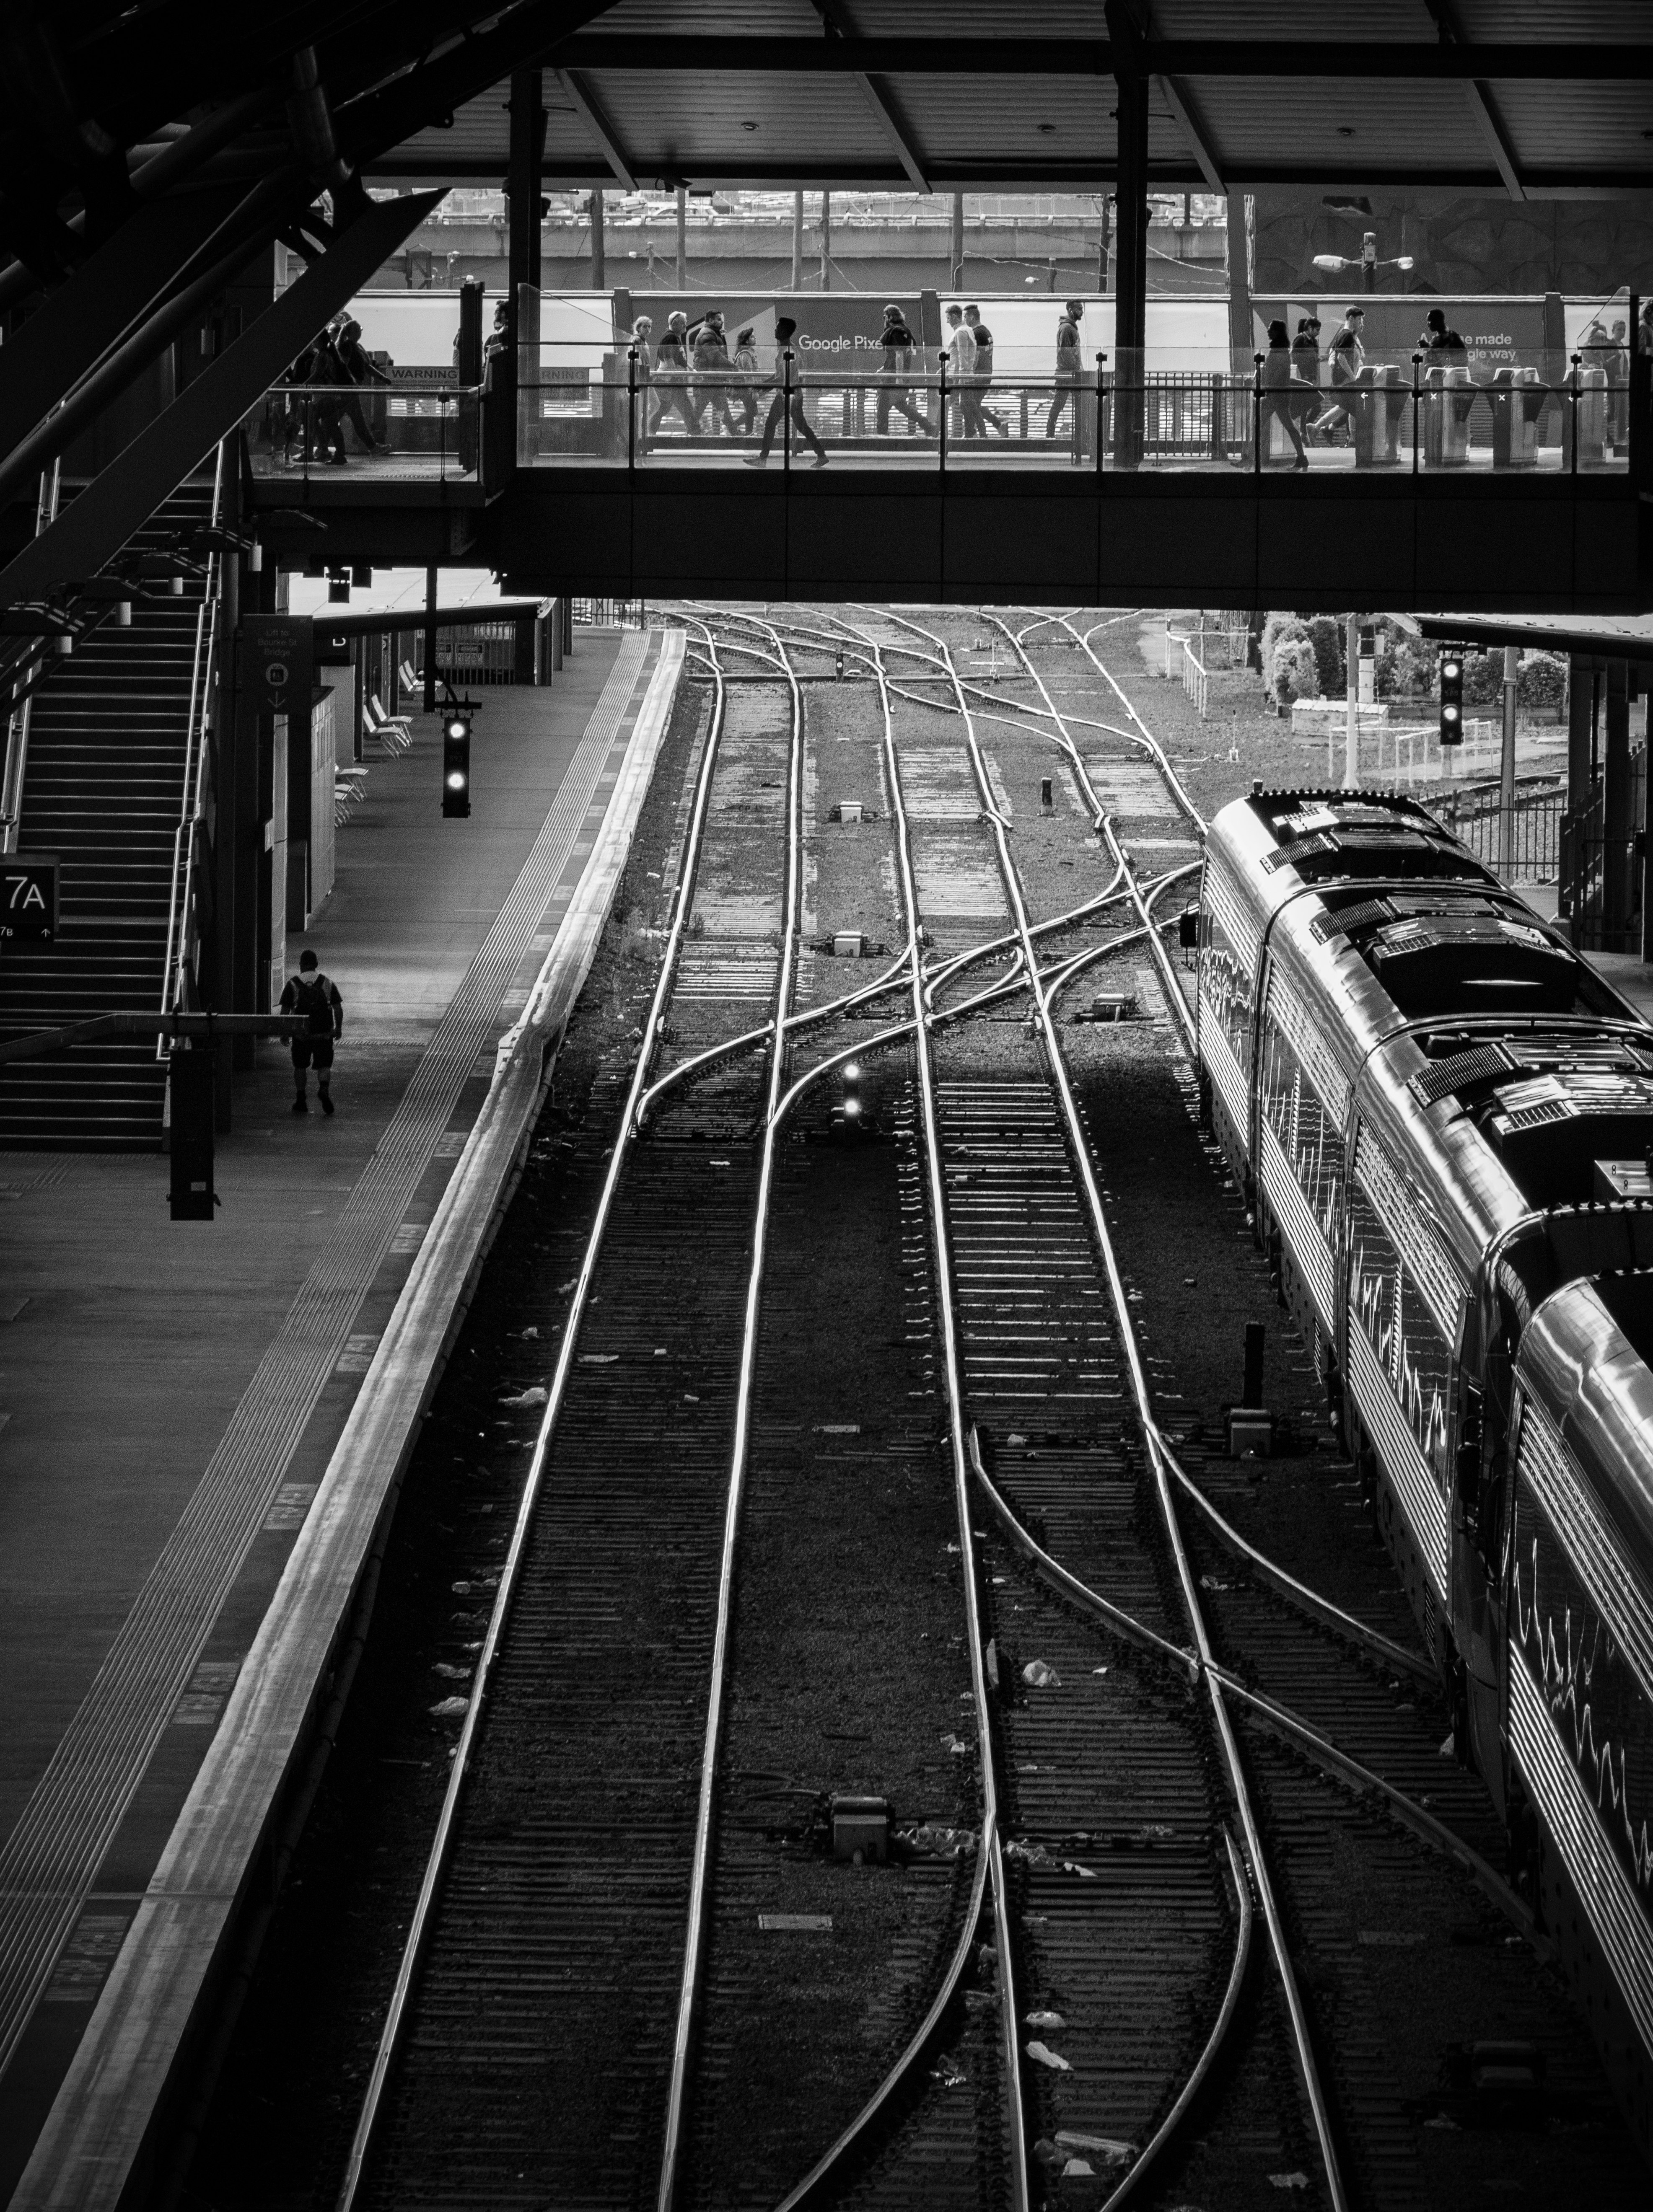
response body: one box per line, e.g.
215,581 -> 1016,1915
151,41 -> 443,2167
0,633 -> 653,2084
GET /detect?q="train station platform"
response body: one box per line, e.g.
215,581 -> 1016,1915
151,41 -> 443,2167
0,623 -> 684,2206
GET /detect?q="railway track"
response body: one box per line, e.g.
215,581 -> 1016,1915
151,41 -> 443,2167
295,600 -> 1647,2212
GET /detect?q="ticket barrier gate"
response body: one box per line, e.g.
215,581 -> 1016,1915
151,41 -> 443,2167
1352,364 -> 1410,468
1489,367 -> 1545,469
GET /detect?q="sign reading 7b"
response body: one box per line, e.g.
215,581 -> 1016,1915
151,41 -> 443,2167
0,854 -> 59,940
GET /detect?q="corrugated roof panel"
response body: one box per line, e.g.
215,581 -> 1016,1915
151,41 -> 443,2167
1192,77 -> 1485,168
584,0 -> 821,29
574,70 -> 894,168
1492,82 -> 1653,171
881,75 -> 1115,165
1450,0 -> 1639,37
1153,0 -> 1437,37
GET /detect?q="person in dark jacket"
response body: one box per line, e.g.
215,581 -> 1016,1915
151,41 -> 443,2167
306,324 -> 349,466
1420,307 -> 1468,366
965,305 -> 1008,436
744,316 -> 828,466
1259,318 -> 1309,468
1309,305 -> 1365,442
1046,298 -> 1085,440
875,303 -> 935,438
652,312 -> 700,437
333,317 -> 391,455
280,948 -> 344,1114
692,310 -> 739,436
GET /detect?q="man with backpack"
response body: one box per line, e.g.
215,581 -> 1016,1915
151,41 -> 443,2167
280,949 -> 345,1115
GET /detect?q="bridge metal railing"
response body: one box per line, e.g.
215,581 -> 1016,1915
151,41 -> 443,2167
513,336 -> 1639,478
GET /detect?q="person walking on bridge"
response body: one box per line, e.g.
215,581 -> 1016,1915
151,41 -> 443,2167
744,317 -> 828,466
874,303 -> 935,440
281,949 -> 344,1115
1045,298 -> 1085,445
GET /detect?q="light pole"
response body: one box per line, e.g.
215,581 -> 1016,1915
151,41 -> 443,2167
1311,234 -> 1415,293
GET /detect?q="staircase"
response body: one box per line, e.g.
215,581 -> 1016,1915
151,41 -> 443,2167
0,481 -> 213,1150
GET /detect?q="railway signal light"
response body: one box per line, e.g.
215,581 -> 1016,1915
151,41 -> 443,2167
1439,647 -> 1464,746
442,710 -> 472,817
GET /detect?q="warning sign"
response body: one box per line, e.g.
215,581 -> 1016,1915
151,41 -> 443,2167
0,854 -> 58,940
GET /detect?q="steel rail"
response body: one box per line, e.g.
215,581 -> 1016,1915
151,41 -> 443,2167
746,608 -> 1036,2209
965,1430 -> 1529,1938
868,622 -> 1031,2212
875,604 -> 1352,2212
983,620 -> 1435,1688
334,621 -> 731,2212
985,619 -> 1202,1052
1101,1828 -> 1253,2212
657,616 -> 807,2212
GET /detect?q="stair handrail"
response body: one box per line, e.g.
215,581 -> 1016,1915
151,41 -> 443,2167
157,448 -> 226,1050
0,463 -> 62,857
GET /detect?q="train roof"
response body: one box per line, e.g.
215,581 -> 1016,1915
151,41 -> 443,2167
1518,1272 -> 1653,1569
1206,786 -> 1653,1289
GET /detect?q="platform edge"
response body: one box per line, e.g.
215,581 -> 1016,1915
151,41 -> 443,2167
10,627 -> 686,2212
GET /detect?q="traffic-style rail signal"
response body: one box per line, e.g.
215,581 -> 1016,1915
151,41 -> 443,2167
442,711 -> 472,818
1439,646 -> 1464,747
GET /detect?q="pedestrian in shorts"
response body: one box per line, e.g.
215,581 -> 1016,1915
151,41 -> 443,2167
280,949 -> 344,1115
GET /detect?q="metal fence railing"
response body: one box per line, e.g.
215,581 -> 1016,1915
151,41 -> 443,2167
1425,776 -> 1565,883
572,598 -> 647,627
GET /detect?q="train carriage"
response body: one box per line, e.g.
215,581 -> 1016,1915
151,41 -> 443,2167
1194,787 -> 1653,2158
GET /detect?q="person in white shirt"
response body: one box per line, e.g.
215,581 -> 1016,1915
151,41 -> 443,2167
945,304 -> 978,437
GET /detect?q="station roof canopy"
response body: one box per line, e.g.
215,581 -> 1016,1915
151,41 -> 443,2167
13,0 -> 1653,240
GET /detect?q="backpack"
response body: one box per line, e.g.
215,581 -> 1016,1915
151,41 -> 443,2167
291,974 -> 333,1032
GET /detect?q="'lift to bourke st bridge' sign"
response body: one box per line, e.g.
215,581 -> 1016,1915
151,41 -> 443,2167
0,853 -> 58,941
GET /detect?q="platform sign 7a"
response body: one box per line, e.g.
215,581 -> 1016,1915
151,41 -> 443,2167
1,854 -> 58,940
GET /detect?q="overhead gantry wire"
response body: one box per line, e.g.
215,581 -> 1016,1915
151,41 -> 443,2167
873,603 -> 1353,2212
334,621 -> 733,2212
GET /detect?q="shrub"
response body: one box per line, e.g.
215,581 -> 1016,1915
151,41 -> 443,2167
1518,650 -> 1568,708
1261,612 -> 1314,705
1274,637 -> 1321,705
1464,650 -> 1504,707
1305,616 -> 1346,698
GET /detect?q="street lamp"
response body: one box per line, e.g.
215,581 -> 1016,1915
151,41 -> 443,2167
1311,232 -> 1415,293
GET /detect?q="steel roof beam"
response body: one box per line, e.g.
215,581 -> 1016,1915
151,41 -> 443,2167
544,36 -> 1653,79
806,0 -> 930,195
553,67 -> 638,191
1422,0 -> 1527,203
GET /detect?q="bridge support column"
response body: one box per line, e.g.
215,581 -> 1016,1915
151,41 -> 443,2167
1108,1 -> 1148,471
508,67 -> 543,347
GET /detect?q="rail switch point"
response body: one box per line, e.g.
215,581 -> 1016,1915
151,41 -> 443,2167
831,1795 -> 890,1865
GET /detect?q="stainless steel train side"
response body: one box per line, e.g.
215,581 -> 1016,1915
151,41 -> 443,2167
1193,788 -> 1653,2161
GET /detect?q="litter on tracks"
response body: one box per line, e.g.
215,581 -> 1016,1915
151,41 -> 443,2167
429,1696 -> 469,1718
500,1386 -> 547,1405
1026,2040 -> 1071,2072
1024,2008 -> 1067,2031
1022,1658 -> 1061,1687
